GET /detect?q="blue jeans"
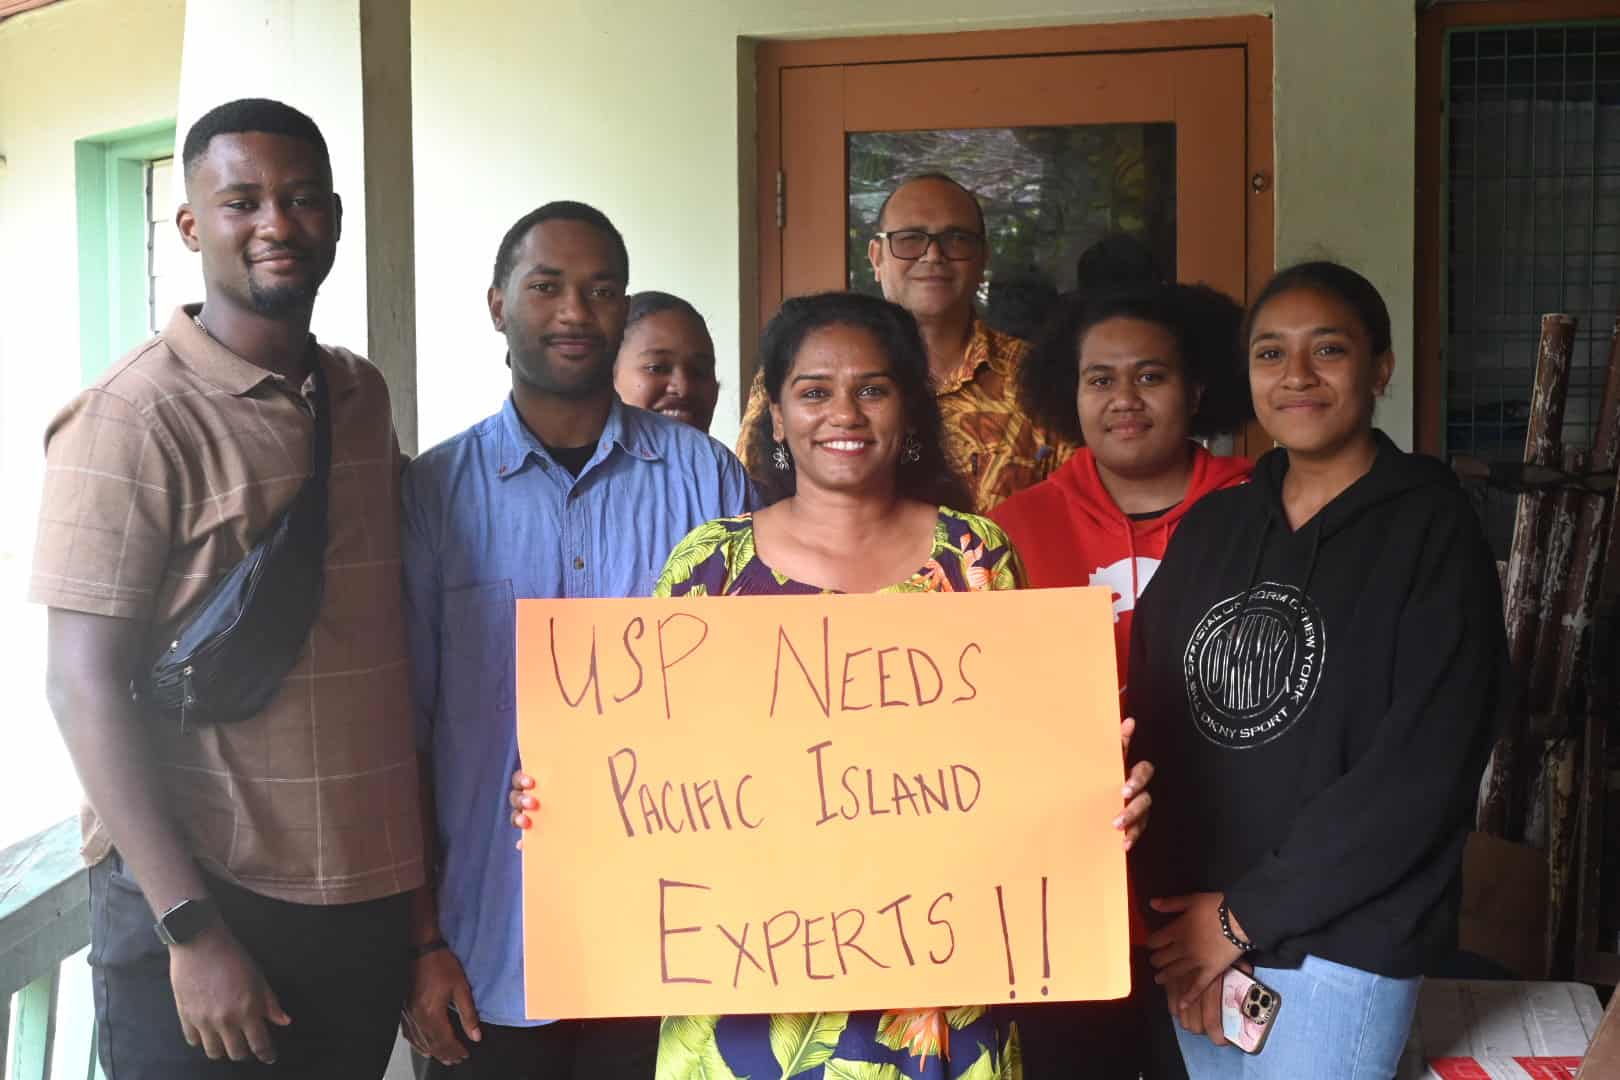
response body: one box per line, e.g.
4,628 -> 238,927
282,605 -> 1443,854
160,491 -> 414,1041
1173,954 -> 1420,1079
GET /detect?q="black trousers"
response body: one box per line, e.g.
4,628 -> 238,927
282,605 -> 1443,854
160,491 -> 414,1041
89,852 -> 412,1079
1009,948 -> 1190,1079
416,1012 -> 659,1080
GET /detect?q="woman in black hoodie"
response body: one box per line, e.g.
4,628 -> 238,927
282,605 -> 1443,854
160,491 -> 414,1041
1128,262 -> 1506,1078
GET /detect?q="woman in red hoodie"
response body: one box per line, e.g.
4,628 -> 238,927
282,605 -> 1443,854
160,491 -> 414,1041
992,283 -> 1255,694
990,282 -> 1253,1079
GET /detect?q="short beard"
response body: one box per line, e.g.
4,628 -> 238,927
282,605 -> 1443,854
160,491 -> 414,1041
512,354 -> 614,401
247,278 -> 321,318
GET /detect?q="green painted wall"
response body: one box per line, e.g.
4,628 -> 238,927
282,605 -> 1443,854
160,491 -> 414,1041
74,120 -> 175,385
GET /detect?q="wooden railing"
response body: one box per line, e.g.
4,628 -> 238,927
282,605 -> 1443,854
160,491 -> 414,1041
0,817 -> 98,1079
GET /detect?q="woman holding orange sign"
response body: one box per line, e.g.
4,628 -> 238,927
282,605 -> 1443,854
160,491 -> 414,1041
512,291 -> 1153,1078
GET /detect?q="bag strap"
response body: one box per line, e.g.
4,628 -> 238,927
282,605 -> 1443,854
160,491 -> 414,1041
131,341 -> 335,728
306,341 -> 331,474
304,341 -> 332,528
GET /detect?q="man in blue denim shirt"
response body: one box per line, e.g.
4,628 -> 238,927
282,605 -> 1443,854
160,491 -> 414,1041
400,202 -> 754,1079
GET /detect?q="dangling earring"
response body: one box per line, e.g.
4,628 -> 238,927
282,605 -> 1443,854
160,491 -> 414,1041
902,433 -> 922,465
772,441 -> 792,471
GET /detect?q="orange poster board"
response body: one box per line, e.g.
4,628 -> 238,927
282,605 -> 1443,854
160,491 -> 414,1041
516,587 -> 1129,1018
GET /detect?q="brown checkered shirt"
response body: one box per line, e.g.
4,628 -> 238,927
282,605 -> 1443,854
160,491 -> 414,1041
30,306 -> 424,905
738,314 -> 1076,512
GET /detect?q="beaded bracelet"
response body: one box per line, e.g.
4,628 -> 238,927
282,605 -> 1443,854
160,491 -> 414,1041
1218,901 -> 1253,952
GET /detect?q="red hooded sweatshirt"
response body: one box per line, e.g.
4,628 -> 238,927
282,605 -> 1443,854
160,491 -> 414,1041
990,445 -> 1253,697
993,444 -> 1251,947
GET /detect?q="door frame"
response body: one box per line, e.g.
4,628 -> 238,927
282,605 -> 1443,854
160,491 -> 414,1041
1413,0 -> 1620,455
752,16 -> 1275,414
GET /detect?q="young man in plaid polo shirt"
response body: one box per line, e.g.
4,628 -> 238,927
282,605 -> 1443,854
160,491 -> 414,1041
33,99 -> 423,1079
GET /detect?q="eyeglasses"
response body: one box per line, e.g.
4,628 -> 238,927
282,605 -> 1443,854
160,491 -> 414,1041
873,229 -> 985,261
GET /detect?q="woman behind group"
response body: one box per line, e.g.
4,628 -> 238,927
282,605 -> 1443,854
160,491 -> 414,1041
515,290 -> 1153,1079
614,290 -> 720,431
990,282 -> 1252,1080
1129,263 -> 1507,1078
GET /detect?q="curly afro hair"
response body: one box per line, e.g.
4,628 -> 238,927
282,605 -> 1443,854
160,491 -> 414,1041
1016,282 -> 1253,446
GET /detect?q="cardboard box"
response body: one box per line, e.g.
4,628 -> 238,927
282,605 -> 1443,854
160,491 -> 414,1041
1398,979 -> 1603,1079
1575,990 -> 1619,1080
1460,832 -> 1551,979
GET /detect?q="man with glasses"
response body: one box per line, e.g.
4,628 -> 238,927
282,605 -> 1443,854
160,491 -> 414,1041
739,172 -> 1075,511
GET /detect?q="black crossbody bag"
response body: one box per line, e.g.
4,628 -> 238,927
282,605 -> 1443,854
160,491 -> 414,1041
133,356 -> 331,732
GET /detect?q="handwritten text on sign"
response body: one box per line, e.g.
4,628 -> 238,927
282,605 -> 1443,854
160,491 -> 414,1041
516,588 -> 1128,1018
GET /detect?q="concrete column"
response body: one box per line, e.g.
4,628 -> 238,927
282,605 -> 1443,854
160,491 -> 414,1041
173,0 -> 418,451
1273,0 -> 1416,449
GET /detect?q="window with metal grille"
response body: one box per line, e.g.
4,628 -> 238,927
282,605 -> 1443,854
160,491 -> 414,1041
1444,22 -> 1620,554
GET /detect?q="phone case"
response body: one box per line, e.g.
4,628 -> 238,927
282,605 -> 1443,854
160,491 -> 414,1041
1220,967 -> 1282,1054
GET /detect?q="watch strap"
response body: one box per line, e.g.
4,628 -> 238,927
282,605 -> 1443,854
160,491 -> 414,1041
153,896 -> 218,946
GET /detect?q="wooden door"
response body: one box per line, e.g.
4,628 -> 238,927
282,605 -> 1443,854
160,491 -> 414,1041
756,18 -> 1274,453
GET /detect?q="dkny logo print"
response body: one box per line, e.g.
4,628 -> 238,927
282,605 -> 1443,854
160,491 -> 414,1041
1182,583 -> 1325,749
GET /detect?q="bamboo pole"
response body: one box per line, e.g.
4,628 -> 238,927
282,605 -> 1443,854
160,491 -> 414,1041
1584,316 -> 1620,655
1544,734 -> 1579,975
1479,313 -> 1577,837
1527,445 -> 1587,734
1573,694 -> 1608,982
1573,316 -> 1620,980
1548,318 -> 1620,719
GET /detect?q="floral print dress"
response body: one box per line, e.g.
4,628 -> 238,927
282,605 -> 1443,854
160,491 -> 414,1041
652,507 -> 1026,1080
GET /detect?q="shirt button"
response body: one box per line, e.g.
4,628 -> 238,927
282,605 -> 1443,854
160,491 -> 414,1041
574,556 -> 585,570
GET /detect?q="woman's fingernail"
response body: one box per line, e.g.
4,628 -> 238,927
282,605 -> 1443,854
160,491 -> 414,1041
1112,815 -> 1124,829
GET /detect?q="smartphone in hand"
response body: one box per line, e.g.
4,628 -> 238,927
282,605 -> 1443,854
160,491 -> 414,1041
1220,967 -> 1282,1054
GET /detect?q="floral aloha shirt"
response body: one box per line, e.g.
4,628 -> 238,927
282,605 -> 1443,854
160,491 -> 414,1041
652,507 -> 1026,1079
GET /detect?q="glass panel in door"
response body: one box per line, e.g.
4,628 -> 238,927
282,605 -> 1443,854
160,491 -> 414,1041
847,123 -> 1177,332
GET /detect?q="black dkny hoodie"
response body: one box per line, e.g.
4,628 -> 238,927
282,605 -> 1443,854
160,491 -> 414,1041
1127,431 -> 1507,977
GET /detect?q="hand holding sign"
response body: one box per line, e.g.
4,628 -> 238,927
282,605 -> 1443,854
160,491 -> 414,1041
515,587 -> 1132,1018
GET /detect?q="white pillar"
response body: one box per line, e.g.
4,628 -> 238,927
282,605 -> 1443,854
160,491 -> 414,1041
173,0 -> 418,451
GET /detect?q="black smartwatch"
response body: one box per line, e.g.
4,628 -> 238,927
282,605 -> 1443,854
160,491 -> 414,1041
153,896 -> 219,946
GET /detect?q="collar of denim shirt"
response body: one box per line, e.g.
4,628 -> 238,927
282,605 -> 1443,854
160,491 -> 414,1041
493,395 -> 664,481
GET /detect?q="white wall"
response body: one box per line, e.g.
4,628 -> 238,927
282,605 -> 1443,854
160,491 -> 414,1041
409,0 -> 1418,451
1271,0 -> 1416,440
174,0 -> 419,449
0,0 -> 187,842
174,0 -> 369,361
